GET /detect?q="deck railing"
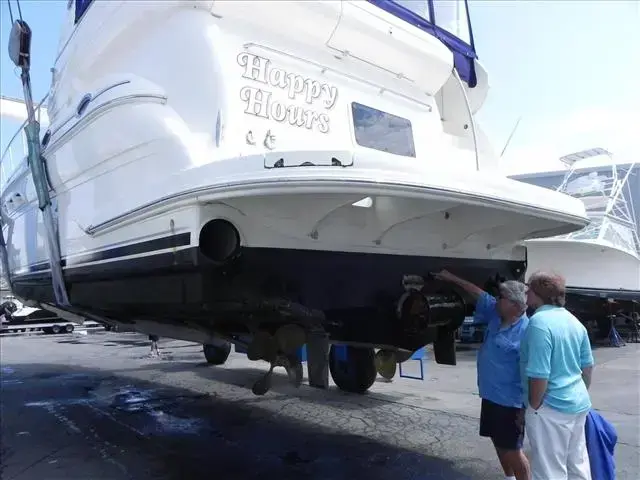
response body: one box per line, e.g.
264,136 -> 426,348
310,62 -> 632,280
0,94 -> 49,190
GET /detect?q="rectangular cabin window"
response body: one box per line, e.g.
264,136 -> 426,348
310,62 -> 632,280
351,103 -> 416,158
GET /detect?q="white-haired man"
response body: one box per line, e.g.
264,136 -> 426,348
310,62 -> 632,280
435,270 -> 531,480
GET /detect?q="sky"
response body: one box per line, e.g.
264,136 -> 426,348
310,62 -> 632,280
470,0 -> 640,174
0,0 -> 638,175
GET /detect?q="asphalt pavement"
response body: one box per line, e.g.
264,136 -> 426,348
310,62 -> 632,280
0,332 -> 638,480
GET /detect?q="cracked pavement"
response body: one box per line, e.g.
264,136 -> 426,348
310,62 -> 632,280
0,332 -> 638,479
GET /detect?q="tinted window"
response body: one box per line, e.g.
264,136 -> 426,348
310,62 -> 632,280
351,102 -> 416,157
394,1 -> 432,22
432,0 -> 472,45
75,0 -> 94,23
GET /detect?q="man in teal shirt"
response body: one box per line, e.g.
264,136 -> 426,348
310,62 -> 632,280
522,271 -> 594,480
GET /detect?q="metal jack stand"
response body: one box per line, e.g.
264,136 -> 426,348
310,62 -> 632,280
7,18 -> 70,307
306,327 -> 330,389
0,217 -> 12,291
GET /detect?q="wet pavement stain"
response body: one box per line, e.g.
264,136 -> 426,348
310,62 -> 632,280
3,359 -> 489,480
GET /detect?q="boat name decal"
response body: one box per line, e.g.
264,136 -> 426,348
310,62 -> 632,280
237,52 -> 338,134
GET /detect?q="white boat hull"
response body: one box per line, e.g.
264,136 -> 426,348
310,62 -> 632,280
8,156 -> 588,276
5,169 -> 587,357
525,238 -> 640,291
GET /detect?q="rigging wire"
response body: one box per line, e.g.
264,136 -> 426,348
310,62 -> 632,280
15,0 -> 23,21
6,0 -> 14,24
5,0 -> 24,25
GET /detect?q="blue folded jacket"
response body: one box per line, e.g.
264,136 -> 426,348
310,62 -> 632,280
585,409 -> 617,480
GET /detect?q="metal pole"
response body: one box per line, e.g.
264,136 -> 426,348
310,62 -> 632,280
499,116 -> 522,159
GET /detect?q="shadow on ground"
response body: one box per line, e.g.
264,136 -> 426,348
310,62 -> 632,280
52,335 -> 464,408
1,363 -> 477,480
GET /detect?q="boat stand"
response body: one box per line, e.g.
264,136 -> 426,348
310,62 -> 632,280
0,217 -> 13,290
6,18 -> 70,307
305,328 -> 330,389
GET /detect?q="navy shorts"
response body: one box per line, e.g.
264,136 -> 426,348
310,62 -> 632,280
479,399 -> 525,450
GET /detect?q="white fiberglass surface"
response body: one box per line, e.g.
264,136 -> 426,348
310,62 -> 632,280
394,0 -> 472,45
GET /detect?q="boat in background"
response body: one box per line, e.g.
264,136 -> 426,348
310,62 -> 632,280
0,293 -> 60,325
513,148 -> 639,337
1,0 -> 588,395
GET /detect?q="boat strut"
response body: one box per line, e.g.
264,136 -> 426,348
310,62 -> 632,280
5,17 -> 70,307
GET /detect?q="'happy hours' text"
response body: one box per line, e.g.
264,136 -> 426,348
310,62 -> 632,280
237,52 -> 338,134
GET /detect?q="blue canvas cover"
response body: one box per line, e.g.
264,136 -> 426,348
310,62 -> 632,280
75,0 -> 94,24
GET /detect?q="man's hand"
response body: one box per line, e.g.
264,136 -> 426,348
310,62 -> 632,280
433,269 -> 455,282
581,366 -> 593,390
529,378 -> 548,410
433,270 -> 484,299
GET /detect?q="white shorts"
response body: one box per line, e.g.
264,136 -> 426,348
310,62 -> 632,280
525,404 -> 591,480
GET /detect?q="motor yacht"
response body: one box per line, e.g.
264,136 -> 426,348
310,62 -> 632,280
1,0 -> 588,394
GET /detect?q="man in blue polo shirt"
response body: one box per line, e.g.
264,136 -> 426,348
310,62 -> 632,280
435,270 -> 531,480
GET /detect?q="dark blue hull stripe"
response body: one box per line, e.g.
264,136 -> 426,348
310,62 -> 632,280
13,232 -> 192,275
